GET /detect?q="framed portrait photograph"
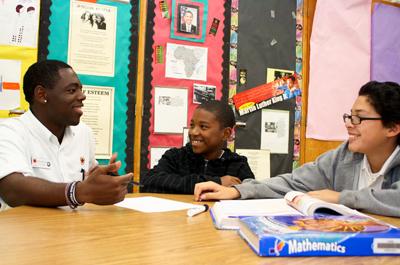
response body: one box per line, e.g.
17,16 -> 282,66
170,0 -> 208,43
177,4 -> 199,35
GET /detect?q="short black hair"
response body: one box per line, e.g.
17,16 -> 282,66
197,100 -> 235,128
23,60 -> 72,104
359,81 -> 400,145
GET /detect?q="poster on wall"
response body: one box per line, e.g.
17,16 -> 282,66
0,0 -> 39,47
150,147 -> 170,168
68,0 -> 117,77
154,86 -> 188,134
0,59 -> 21,110
236,149 -> 270,181
165,43 -> 208,81
81,85 -> 114,159
233,75 -> 300,116
260,109 -> 289,154
170,0 -> 208,43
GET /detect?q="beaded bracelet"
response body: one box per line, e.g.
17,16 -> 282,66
65,181 -> 84,209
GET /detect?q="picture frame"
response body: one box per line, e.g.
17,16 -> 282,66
170,0 -> 208,43
177,4 -> 200,35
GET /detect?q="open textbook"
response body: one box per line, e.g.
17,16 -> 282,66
210,191 -> 363,230
284,191 -> 362,216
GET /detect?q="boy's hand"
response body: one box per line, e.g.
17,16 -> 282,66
194,181 -> 240,201
220,175 -> 241,187
307,189 -> 340,203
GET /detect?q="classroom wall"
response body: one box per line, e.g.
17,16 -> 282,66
301,0 -> 342,163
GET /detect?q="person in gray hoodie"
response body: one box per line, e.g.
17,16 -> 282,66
194,81 -> 400,217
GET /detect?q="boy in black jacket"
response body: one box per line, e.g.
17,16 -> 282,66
141,100 -> 255,194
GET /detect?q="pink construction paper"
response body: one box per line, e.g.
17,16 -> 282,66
148,0 -> 225,166
306,0 -> 371,141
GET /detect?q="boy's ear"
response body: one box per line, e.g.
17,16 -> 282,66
387,123 -> 400,138
222,127 -> 233,141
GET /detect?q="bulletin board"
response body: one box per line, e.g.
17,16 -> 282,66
232,0 -> 302,177
38,0 -> 139,175
139,0 -> 303,181
140,0 -> 231,179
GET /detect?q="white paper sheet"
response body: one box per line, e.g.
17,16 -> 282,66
68,1 -> 117,76
0,59 -> 21,110
115,196 -> 201,212
154,86 -> 188,133
81,85 -> 114,159
0,0 -> 39,47
150,147 -> 170,168
236,149 -> 270,180
260,109 -> 289,154
165,43 -> 208,81
182,127 -> 189,146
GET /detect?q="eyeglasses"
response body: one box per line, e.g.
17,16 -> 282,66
342,113 -> 382,125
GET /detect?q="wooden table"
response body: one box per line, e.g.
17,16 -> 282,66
1,193 -> 400,265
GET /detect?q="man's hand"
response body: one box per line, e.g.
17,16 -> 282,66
194,181 -> 241,201
220,175 -> 241,187
307,189 -> 340,203
77,161 -> 133,205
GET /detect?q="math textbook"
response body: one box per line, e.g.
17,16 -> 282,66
238,214 -> 400,257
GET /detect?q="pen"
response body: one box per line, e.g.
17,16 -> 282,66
108,171 -> 144,187
129,180 -> 144,187
187,204 -> 209,217
81,168 -> 85,181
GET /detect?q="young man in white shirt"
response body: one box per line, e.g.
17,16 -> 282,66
0,60 -> 132,211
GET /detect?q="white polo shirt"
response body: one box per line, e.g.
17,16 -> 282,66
0,110 -> 97,211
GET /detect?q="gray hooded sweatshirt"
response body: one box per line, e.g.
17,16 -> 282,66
235,141 -> 400,217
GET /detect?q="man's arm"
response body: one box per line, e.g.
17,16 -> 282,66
0,173 -> 66,207
0,162 -> 133,208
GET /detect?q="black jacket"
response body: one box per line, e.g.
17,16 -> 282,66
141,144 -> 255,194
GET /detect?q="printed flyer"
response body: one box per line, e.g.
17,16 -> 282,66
232,75 -> 300,116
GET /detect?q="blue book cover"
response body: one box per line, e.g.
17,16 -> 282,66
238,214 -> 400,257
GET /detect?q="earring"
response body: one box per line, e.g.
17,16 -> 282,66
43,99 -> 47,103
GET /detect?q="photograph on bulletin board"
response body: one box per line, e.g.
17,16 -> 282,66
170,0 -> 208,43
193,83 -> 215,104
